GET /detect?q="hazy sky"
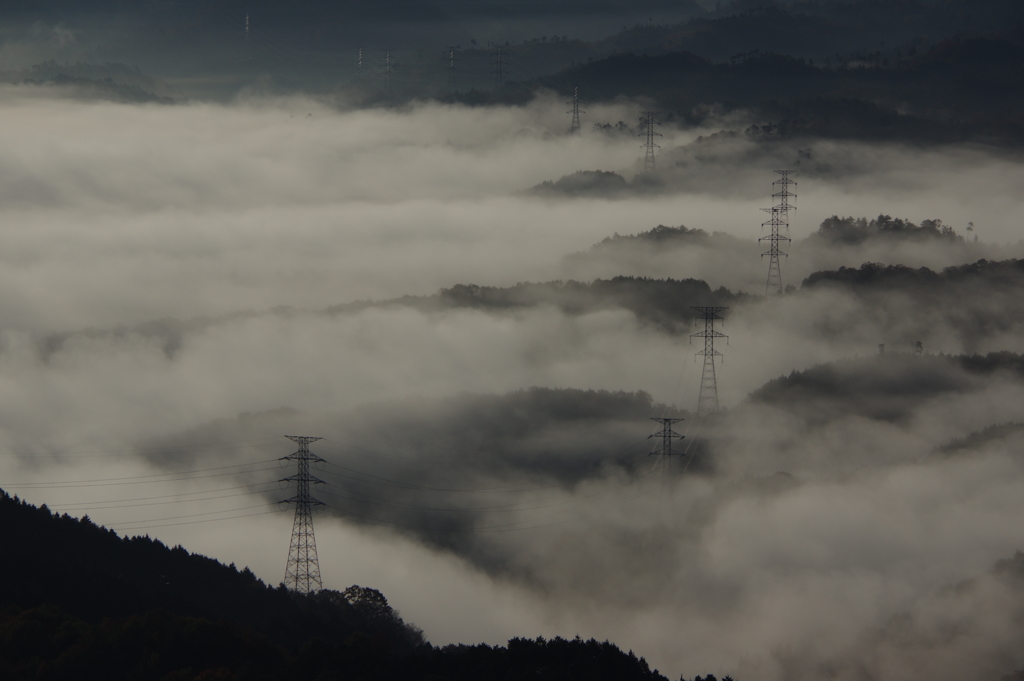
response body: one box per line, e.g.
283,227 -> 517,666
3,88 -> 1024,679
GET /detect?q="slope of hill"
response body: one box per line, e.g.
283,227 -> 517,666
525,36 -> 1024,142
747,351 -> 1024,424
0,490 -> 681,680
0,489 -> 423,651
327,276 -> 748,333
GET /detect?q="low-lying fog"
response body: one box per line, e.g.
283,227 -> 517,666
3,88 -> 1024,680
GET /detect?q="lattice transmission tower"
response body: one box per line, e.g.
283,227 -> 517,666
495,46 -> 504,86
280,435 -> 325,594
567,86 -> 584,133
639,111 -> 661,172
385,50 -> 392,96
691,307 -> 728,417
448,46 -> 457,92
649,417 -> 684,471
759,170 -> 797,296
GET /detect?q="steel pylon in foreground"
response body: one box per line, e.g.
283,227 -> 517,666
691,307 -> 728,417
281,435 -> 325,594
760,170 -> 797,296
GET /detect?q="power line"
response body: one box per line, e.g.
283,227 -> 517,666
111,507 -> 288,533
1,461 -> 280,490
0,435 -> 283,459
54,485 -> 279,513
111,502 -> 272,528
320,460 -> 564,494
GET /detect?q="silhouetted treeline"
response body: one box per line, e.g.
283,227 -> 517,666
804,258 -> 1024,294
529,170 -> 630,198
330,277 -> 747,334
0,491 -> 700,680
748,352 -> 1024,424
295,635 -> 671,681
801,259 -> 1024,352
809,215 -> 963,246
469,29 -> 1024,144
579,217 -> 962,251
0,604 -> 672,681
937,422 -> 1024,456
0,61 -> 174,103
0,490 -> 423,651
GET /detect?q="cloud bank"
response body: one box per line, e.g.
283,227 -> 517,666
2,88 -> 1024,679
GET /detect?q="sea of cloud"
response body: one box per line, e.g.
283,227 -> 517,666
2,87 -> 1024,679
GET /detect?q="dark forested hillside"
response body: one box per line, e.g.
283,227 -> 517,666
747,352 -> 1024,424
0,490 -> 424,651
329,276 -> 747,333
475,28 -> 1024,144
0,490 -> 684,680
802,260 -> 1024,352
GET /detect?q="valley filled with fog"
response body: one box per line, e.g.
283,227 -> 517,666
3,84 -> 1024,680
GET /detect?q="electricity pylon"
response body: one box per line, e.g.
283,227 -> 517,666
567,86 -> 584,133
448,46 -> 456,92
639,111 -> 661,172
496,46 -> 504,86
760,170 -> 797,296
385,50 -> 392,96
281,435 -> 325,594
691,307 -> 728,417
358,47 -> 365,79
649,417 -> 684,472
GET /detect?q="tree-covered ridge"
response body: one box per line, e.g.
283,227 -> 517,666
809,215 -> 964,245
301,635 -> 673,681
494,24 -> 1024,144
528,170 -> 630,198
936,422 -> 1024,456
746,352 -> 1024,424
589,225 -> 712,247
0,607 -> 676,681
0,490 -> 423,651
329,277 -> 747,333
0,607 -> 290,681
803,258 -> 1024,292
0,490 -> 722,680
564,216 -> 966,257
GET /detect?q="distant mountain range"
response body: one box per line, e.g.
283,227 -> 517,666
4,0 -> 1023,138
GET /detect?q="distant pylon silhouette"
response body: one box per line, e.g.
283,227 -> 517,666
448,46 -> 457,92
639,111 -> 661,172
691,307 -> 728,417
649,417 -> 684,472
760,170 -> 796,296
281,435 -> 325,594
567,86 -> 584,133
